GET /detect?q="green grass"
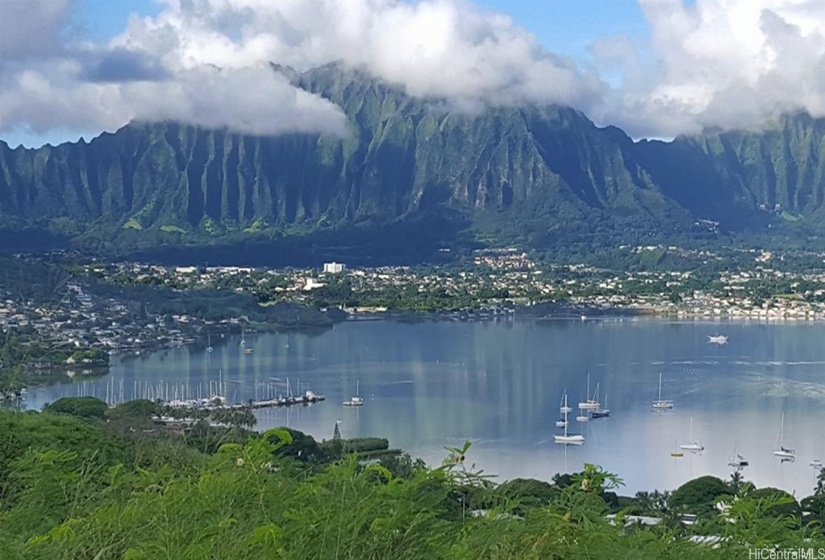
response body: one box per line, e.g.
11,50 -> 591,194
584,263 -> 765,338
123,218 -> 143,231
160,225 -> 186,233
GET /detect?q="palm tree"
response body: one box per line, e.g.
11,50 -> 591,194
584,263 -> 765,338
729,471 -> 745,494
635,491 -> 654,515
816,467 -> 825,496
649,489 -> 671,514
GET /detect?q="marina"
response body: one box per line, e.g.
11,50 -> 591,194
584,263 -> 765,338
67,376 -> 326,411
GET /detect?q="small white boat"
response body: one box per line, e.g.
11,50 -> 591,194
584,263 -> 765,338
810,459 -> 822,469
343,380 -> 364,407
680,418 -> 704,452
652,372 -> 673,410
555,392 -> 584,445
555,419 -> 568,428
559,393 -> 572,415
772,448 -> 795,459
555,434 -> 585,445
728,453 -> 749,468
707,334 -> 728,345
771,412 -> 795,459
578,374 -> 601,410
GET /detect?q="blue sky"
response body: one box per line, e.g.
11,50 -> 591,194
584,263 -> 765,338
2,0 -> 824,147
73,0 -> 162,42
479,0 -> 650,60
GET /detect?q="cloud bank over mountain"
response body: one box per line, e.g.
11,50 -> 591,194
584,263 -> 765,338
1,0 -> 825,145
603,0 -> 825,138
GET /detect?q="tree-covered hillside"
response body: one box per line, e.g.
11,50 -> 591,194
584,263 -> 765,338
3,64 -> 825,262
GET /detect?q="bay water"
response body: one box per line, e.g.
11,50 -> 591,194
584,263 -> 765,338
26,317 -> 825,496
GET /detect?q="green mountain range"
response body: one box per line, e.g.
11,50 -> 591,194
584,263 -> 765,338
3,62 -> 825,264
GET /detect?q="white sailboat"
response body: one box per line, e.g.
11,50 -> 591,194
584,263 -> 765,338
343,380 -> 364,407
559,393 -> 573,415
728,453 -> 749,468
591,392 -> 610,419
771,412 -> 795,459
728,439 -> 749,468
680,417 -> 704,451
578,374 -> 600,410
652,372 -> 673,410
206,333 -> 213,353
555,393 -> 584,444
555,392 -> 570,427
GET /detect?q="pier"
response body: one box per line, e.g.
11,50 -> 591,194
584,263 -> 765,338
71,377 -> 325,410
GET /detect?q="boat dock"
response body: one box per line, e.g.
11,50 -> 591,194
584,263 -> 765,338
163,390 -> 326,411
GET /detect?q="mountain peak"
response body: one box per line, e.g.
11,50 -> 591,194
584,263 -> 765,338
269,62 -> 300,84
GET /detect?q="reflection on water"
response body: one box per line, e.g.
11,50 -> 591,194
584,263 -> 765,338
25,318 -> 825,495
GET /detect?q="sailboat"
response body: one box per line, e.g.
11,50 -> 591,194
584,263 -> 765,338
206,333 -> 213,353
652,373 -> 673,410
771,412 -> 795,460
728,453 -> 749,468
728,439 -> 749,468
555,392 -> 570,427
578,374 -> 601,410
554,392 -> 584,444
343,380 -> 364,407
680,417 -> 704,451
590,392 -> 610,419
241,327 -> 254,354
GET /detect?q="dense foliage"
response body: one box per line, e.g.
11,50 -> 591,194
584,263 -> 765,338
0,404 -> 824,559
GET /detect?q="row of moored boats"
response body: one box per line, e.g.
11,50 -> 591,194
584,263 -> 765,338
553,373 -> 822,471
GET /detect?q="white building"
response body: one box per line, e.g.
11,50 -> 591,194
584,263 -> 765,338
303,278 -> 326,291
323,262 -> 346,274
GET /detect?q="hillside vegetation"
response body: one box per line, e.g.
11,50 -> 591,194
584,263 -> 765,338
3,65 -> 825,262
1,400 -> 824,558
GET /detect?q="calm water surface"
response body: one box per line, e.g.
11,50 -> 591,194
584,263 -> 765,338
26,317 -> 825,496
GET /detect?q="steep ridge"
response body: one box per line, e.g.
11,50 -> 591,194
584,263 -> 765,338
1,63 -> 824,259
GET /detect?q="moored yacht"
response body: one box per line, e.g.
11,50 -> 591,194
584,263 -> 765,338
652,372 -> 673,410
555,393 -> 584,444
771,412 -> 794,459
728,454 -> 749,468
343,380 -> 364,407
578,374 -> 601,410
680,418 -> 704,452
590,393 -> 610,419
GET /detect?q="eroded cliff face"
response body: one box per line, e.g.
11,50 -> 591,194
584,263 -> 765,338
2,63 -> 824,252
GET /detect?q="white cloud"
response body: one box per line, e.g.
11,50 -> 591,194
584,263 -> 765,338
0,59 -> 348,141
594,0 -> 825,137
0,0 -> 607,145
115,0 -> 606,108
0,0 -> 74,59
3,0 -> 825,144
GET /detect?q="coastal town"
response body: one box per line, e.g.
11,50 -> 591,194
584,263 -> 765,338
3,244 -> 825,393
67,245 -> 825,319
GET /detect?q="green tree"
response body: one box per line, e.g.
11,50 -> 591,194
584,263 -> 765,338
43,397 -> 108,419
